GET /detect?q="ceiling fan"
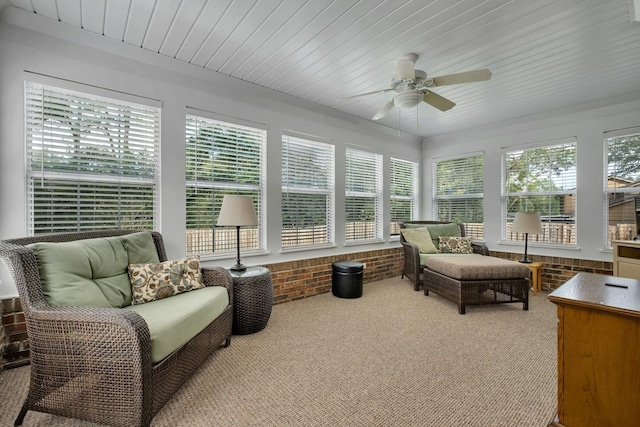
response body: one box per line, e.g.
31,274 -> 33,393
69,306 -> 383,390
345,53 -> 492,120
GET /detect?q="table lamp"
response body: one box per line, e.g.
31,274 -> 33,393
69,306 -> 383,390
511,212 -> 543,264
216,195 -> 258,271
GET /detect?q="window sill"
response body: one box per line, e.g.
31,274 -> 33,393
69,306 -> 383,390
344,239 -> 385,247
498,240 -> 581,251
279,244 -> 337,254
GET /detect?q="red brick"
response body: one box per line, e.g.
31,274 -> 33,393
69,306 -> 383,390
2,314 -> 15,325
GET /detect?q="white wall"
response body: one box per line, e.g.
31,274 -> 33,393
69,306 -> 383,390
0,11 -> 421,298
422,94 -> 640,262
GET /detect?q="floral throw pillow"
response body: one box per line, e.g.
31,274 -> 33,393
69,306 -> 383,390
438,236 -> 474,254
128,256 -> 204,305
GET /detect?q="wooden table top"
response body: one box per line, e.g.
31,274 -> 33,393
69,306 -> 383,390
548,272 -> 640,318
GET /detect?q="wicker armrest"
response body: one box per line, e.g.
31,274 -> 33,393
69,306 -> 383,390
401,240 -> 423,291
401,240 -> 421,265
201,266 -> 234,307
22,306 -> 154,424
471,241 -> 491,256
28,305 -> 152,358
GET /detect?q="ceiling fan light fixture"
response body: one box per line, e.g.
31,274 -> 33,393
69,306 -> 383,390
394,90 -> 423,108
350,53 -> 491,120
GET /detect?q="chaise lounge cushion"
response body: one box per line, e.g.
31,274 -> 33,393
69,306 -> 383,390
124,286 -> 229,363
425,255 -> 531,280
28,232 -> 159,308
419,252 -> 481,266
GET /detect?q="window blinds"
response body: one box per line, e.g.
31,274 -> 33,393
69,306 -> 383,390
281,134 -> 335,249
345,147 -> 383,242
604,130 -> 640,247
433,154 -> 484,238
502,140 -> 577,246
25,82 -> 160,234
390,157 -> 418,235
185,114 -> 265,255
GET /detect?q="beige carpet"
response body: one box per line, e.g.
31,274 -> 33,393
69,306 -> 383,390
0,276 -> 558,426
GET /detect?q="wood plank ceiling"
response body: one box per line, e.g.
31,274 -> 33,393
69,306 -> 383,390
5,0 -> 640,137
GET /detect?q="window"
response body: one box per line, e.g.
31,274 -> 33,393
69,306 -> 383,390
433,154 -> 484,238
25,82 -> 160,234
502,139 -> 577,246
345,147 -> 383,242
281,134 -> 335,249
390,157 -> 418,235
185,114 -> 266,256
604,128 -> 640,248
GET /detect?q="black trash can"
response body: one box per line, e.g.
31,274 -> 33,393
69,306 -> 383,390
332,261 -> 364,298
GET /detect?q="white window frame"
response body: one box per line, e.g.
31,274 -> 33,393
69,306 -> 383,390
390,157 -> 419,237
281,133 -> 335,251
432,152 -> 484,239
345,147 -> 384,244
185,110 -> 266,258
603,127 -> 640,249
501,138 -> 577,247
25,80 -> 160,235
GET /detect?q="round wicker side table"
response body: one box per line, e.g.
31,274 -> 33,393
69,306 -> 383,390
229,266 -> 274,335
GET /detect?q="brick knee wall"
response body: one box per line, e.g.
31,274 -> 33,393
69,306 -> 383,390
1,297 -> 29,371
265,247 -> 404,304
490,251 -> 613,291
0,248 -> 616,369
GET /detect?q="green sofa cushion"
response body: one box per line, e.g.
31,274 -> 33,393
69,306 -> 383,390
401,227 -> 438,254
29,232 -> 159,308
125,286 -> 229,363
403,223 -> 461,248
424,223 -> 461,248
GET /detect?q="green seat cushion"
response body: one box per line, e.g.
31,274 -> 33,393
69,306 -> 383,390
29,232 -> 159,308
124,286 -> 229,363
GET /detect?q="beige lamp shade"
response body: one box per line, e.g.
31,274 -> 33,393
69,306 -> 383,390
511,212 -> 543,235
216,195 -> 258,227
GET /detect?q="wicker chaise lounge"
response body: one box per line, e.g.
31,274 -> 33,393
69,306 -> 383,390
398,221 -> 490,291
0,230 -> 234,427
424,255 -> 531,314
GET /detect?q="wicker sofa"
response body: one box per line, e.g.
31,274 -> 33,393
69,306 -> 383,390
0,230 -> 233,427
398,220 -> 490,291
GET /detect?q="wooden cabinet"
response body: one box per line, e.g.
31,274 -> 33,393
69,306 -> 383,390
548,272 -> 640,427
613,240 -> 640,280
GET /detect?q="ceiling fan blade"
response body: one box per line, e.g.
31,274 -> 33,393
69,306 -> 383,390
341,88 -> 394,100
432,69 -> 492,86
394,58 -> 415,81
422,91 -> 455,112
372,99 -> 395,120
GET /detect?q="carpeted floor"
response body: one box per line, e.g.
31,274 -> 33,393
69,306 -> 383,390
0,276 -> 558,426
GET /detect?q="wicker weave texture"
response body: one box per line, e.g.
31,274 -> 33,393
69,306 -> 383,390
423,268 -> 529,314
232,269 -> 274,335
0,230 -> 232,427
